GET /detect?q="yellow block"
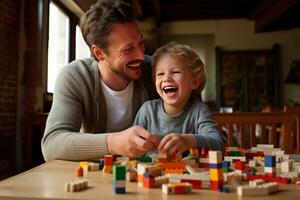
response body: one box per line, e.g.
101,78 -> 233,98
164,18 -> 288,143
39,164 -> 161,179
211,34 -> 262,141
209,168 -> 223,181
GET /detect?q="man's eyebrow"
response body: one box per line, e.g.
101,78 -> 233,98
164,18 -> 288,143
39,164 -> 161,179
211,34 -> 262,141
120,34 -> 144,51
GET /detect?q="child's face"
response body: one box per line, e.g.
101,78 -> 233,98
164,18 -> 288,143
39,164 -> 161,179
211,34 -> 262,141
154,54 -> 199,114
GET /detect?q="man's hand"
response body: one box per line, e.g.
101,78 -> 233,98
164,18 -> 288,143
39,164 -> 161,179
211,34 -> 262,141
157,133 -> 196,158
106,126 -> 160,157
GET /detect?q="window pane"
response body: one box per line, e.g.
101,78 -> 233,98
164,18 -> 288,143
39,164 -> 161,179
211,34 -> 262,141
76,25 -> 91,59
47,2 -> 70,93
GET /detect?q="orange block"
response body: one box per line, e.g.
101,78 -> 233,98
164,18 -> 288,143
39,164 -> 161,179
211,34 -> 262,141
165,168 -> 184,174
76,166 -> 83,177
162,162 -> 185,169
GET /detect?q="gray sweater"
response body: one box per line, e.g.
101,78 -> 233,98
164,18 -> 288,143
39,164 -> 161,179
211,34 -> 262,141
134,98 -> 226,151
42,56 -> 156,161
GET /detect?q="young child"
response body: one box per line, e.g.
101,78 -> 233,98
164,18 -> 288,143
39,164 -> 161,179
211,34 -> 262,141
134,42 -> 226,157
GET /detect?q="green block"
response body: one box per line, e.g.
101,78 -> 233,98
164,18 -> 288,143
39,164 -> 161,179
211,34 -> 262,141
249,168 -> 257,175
137,156 -> 152,162
222,168 -> 228,173
113,165 -> 126,180
228,151 -> 241,156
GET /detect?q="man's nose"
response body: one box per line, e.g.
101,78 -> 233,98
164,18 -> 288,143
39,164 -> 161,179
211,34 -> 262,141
134,45 -> 144,60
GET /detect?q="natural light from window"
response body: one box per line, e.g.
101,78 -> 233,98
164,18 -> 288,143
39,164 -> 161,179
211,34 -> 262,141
76,25 -> 91,59
47,2 -> 70,93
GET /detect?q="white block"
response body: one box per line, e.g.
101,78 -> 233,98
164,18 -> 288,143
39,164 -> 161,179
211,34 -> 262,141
208,151 -> 222,164
281,160 -> 294,173
264,167 -> 276,173
114,180 -> 126,188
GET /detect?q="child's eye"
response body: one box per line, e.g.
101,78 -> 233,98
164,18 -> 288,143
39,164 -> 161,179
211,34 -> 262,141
156,73 -> 164,76
173,71 -> 180,74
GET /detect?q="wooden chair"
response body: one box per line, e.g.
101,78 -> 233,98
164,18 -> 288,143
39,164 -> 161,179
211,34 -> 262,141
25,113 -> 48,169
290,107 -> 300,153
213,112 -> 298,153
263,105 -> 300,154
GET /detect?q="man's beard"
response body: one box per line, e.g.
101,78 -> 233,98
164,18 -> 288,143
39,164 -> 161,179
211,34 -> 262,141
108,60 -> 142,81
110,67 -> 131,81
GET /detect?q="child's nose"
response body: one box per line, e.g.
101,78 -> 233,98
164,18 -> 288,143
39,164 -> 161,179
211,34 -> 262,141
163,74 -> 173,82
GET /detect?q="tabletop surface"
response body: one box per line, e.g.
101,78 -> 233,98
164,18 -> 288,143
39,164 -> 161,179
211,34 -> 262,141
0,160 -> 300,200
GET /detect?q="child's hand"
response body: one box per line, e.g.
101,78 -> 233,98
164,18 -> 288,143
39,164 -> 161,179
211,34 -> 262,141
157,133 -> 196,158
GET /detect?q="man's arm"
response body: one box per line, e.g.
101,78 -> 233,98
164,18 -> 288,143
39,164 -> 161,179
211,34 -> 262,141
41,65 -> 109,161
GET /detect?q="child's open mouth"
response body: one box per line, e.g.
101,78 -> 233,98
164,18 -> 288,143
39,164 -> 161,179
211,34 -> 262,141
163,86 -> 178,97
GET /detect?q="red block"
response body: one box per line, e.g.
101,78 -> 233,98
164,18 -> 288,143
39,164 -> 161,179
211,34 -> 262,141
265,172 -> 276,177
199,163 -> 209,168
201,147 -> 208,157
159,158 -> 167,163
104,155 -> 113,166
143,176 -> 155,188
182,179 -> 201,189
246,174 -> 291,184
210,180 -> 223,191
244,151 -> 264,159
174,186 -> 186,194
235,160 -> 245,170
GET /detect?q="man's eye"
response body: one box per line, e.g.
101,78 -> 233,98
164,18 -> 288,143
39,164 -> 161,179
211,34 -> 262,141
123,47 -> 133,52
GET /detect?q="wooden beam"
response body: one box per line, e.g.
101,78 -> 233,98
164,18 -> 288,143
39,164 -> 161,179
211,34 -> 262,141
132,0 -> 143,18
255,0 -> 300,32
151,0 -> 160,23
249,0 -> 273,20
61,0 -> 84,18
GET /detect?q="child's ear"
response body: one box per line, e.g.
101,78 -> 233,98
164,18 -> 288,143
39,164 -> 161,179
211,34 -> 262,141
191,78 -> 201,90
91,44 -> 105,61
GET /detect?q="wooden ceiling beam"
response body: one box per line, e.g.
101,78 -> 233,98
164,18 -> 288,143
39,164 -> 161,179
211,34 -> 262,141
249,0 -> 273,20
151,0 -> 160,23
255,0 -> 300,32
132,0 -> 143,18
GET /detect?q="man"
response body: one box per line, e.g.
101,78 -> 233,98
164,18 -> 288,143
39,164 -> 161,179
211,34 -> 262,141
41,0 -> 160,161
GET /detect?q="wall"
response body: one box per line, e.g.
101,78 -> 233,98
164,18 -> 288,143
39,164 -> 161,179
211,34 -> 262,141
0,0 -> 21,178
159,19 -> 300,106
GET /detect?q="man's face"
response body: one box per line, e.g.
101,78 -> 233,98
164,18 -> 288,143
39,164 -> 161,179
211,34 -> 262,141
102,22 -> 145,81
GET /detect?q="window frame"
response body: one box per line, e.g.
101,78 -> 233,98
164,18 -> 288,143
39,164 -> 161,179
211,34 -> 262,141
45,0 -> 79,95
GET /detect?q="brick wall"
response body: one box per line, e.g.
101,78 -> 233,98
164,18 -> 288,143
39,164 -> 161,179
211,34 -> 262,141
0,0 -> 21,178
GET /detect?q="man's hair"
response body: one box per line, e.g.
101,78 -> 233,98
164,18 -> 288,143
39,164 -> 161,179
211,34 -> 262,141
80,0 -> 135,56
152,42 -> 206,94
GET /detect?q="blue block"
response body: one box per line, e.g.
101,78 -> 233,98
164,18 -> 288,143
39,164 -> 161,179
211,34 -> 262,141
222,160 -> 230,168
219,187 -> 230,193
143,173 -> 154,178
264,155 -> 276,167
114,187 -> 125,194
209,163 -> 222,169
99,159 -> 104,169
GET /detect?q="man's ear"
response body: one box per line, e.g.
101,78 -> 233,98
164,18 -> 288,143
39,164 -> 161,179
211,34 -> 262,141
91,44 -> 105,61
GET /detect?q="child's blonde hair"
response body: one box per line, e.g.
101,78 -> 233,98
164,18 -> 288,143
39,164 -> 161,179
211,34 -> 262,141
152,42 -> 206,95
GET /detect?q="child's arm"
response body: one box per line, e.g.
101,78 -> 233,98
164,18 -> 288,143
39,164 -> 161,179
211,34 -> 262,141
194,104 -> 227,152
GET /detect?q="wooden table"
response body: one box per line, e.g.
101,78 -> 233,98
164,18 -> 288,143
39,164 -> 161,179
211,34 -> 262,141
0,160 -> 300,200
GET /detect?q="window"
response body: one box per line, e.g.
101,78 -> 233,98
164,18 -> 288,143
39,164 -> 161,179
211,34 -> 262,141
47,1 -> 70,93
47,1 -> 90,94
76,25 -> 91,60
